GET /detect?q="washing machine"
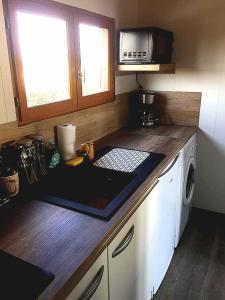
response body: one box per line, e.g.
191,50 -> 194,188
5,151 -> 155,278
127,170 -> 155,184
175,134 -> 197,247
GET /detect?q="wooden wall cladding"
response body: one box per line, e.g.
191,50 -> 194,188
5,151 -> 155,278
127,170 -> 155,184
155,92 -> 202,126
0,91 -> 201,146
0,93 -> 130,146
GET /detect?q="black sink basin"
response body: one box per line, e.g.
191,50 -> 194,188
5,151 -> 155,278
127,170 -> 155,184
37,147 -> 166,220
39,165 -> 136,210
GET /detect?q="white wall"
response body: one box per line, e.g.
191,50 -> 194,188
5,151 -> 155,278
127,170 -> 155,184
138,0 -> 225,213
0,0 -> 138,124
55,0 -> 138,28
0,1 -> 16,123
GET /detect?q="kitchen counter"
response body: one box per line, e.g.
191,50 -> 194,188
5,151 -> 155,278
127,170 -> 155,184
0,125 -> 197,300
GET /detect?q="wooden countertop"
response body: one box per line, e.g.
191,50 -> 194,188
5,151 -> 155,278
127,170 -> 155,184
0,125 -> 197,300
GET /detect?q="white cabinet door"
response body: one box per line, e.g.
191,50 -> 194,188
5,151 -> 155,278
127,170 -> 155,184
108,213 -> 140,300
66,249 -> 108,300
151,155 -> 180,295
139,155 -> 180,299
140,181 -> 160,300
108,183 -> 159,300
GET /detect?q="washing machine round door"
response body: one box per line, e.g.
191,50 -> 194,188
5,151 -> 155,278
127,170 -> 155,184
183,157 -> 196,206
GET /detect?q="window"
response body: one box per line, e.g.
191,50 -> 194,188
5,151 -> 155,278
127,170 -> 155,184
79,24 -> 109,97
5,0 -> 115,123
17,12 -> 71,108
75,10 -> 114,110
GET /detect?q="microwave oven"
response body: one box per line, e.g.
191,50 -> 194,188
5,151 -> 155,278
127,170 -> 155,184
119,27 -> 173,64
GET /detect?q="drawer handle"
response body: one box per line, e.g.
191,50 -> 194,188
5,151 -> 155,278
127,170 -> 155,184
112,225 -> 134,258
159,154 -> 180,178
79,265 -> 104,300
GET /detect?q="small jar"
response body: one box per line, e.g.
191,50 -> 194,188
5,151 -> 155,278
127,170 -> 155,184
79,142 -> 95,161
88,142 -> 95,161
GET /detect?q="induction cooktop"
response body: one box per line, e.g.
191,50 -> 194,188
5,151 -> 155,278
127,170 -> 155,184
0,250 -> 55,299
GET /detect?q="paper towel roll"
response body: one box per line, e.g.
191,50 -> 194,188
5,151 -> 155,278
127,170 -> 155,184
57,124 -> 76,161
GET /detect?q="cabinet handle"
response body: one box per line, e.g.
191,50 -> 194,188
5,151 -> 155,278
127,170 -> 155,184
79,266 -> 104,300
159,154 -> 180,178
112,225 -> 135,258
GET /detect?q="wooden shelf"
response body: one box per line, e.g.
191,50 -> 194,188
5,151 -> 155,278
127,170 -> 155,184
117,63 -> 176,76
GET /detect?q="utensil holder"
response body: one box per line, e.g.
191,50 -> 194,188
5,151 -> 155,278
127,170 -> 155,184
0,172 -> 19,198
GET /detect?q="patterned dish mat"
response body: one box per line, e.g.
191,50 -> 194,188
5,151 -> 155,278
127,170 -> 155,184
94,148 -> 150,173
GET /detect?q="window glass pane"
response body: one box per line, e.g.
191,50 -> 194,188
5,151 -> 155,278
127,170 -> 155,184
79,24 -> 109,96
17,12 -> 70,108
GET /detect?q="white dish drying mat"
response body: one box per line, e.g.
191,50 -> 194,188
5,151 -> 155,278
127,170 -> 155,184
94,148 -> 150,173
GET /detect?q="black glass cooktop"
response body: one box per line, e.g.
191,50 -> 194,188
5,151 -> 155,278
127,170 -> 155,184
0,250 -> 55,300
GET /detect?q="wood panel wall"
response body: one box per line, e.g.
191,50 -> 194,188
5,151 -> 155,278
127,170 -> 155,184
0,91 -> 201,146
0,93 -> 130,146
155,91 -> 202,126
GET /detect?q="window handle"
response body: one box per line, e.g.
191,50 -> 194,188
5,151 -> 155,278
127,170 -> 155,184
78,70 -> 84,80
78,69 -> 86,82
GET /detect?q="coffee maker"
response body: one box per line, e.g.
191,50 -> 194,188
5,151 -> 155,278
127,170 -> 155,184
130,90 -> 160,128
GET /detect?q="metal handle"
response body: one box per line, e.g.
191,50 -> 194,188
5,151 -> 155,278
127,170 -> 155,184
0,198 -> 9,207
112,225 -> 135,258
78,72 -> 84,80
78,69 -> 86,82
79,266 -> 104,300
159,154 -> 180,178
